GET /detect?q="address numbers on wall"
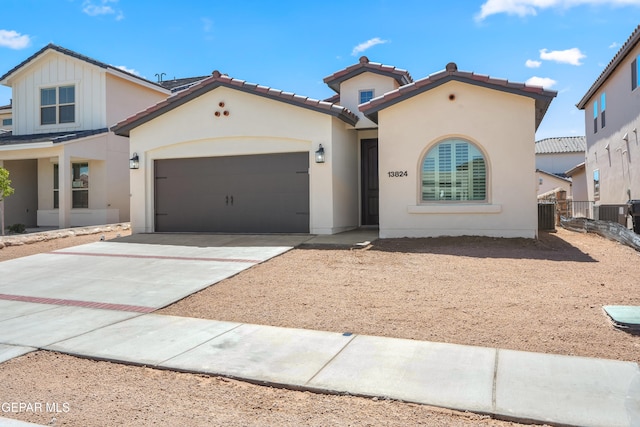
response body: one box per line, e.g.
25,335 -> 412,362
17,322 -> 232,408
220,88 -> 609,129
387,171 -> 408,178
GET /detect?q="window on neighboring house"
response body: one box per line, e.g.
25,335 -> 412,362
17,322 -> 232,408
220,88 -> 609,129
72,162 -> 89,208
633,57 -> 638,91
600,92 -> 606,128
593,100 -> 598,134
41,85 -> 75,125
421,139 -> 487,201
359,89 -> 374,104
593,169 -> 600,201
1,118 -> 11,126
53,164 -> 59,209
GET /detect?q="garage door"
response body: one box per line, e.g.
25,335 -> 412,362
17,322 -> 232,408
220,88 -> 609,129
154,153 -> 309,233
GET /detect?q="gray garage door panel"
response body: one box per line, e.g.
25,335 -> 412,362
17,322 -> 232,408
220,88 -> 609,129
154,153 -> 309,233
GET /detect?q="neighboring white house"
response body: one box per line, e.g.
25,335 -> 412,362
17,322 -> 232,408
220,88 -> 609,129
0,44 -> 170,229
535,136 -> 585,176
577,24 -> 640,205
0,103 -> 11,133
565,162 -> 588,201
112,58 -> 556,239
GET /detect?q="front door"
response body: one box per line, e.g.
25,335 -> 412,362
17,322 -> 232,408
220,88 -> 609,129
361,138 -> 379,226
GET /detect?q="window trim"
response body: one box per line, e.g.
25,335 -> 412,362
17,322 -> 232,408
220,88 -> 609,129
419,137 -> 489,204
37,81 -> 79,130
72,162 -> 89,209
359,89 -> 374,105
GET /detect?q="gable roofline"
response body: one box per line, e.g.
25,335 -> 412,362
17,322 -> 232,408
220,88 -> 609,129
0,43 -> 168,94
577,24 -> 640,109
323,56 -> 413,93
565,162 -> 585,177
112,70 -> 359,137
536,169 -> 572,183
359,62 -> 557,131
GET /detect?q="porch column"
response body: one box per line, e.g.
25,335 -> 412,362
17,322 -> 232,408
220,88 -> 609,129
58,154 -> 71,229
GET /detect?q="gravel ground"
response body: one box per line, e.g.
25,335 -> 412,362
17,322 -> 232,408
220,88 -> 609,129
2,227 -> 638,426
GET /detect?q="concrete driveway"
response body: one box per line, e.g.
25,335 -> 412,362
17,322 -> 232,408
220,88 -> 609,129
0,234 -> 310,354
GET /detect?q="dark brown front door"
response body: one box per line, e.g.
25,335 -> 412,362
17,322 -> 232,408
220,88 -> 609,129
361,138 -> 379,225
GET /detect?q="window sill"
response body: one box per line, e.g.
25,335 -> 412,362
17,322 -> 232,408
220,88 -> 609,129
407,204 -> 502,214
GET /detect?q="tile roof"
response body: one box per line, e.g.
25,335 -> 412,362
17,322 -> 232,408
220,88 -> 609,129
0,104 -> 11,111
0,128 -> 108,146
577,24 -> 640,109
158,76 -> 210,92
359,62 -> 557,131
535,136 -> 586,154
112,70 -> 359,137
0,44 -> 167,92
323,56 -> 413,93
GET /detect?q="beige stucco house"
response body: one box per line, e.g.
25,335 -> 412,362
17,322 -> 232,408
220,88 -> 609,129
577,24 -> 640,205
0,44 -> 170,229
113,58 -> 556,238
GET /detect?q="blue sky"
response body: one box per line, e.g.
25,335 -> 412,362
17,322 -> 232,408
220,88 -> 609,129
1,0 -> 639,140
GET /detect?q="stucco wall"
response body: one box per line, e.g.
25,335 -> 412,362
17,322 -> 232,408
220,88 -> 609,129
377,80 -> 537,238
2,159 -> 37,227
340,73 -> 399,129
535,152 -> 585,175
128,86 -> 358,234
105,74 -> 168,128
536,171 -> 571,196
583,42 -> 640,204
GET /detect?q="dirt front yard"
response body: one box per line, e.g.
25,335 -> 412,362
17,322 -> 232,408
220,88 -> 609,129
1,227 -> 638,426
160,228 -> 640,364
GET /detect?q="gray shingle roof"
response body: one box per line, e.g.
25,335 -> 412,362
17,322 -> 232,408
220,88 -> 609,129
535,136 -> 586,154
112,70 -> 358,137
0,128 -> 108,146
158,76 -> 209,92
577,24 -> 640,109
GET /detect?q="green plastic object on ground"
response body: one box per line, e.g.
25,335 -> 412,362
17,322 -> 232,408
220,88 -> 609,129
603,305 -> 640,331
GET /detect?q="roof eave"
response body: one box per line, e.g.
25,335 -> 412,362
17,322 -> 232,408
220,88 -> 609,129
577,24 -> 640,109
112,77 -> 358,136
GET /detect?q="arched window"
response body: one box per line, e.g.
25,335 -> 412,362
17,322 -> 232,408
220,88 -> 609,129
421,139 -> 486,201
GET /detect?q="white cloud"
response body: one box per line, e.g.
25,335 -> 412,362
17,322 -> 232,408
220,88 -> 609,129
351,37 -> 388,56
526,59 -> 542,68
476,0 -> 640,21
202,17 -> 213,33
0,29 -> 31,49
83,0 -> 123,19
609,41 -> 620,49
115,65 -> 140,76
526,76 -> 557,88
540,47 -> 586,65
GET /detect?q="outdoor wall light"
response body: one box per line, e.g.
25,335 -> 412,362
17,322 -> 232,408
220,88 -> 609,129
129,153 -> 140,169
315,144 -> 325,163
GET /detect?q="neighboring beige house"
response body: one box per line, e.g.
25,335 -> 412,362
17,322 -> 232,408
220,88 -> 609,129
536,169 -> 572,197
565,162 -> 588,201
0,103 -> 11,133
577,24 -> 640,205
535,136 -> 585,176
113,58 -> 556,239
0,44 -> 170,229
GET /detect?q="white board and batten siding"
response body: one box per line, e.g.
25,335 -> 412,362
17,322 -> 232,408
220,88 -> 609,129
11,51 -> 107,135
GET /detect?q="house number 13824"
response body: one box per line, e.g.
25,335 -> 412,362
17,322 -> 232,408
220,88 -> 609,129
387,171 -> 408,177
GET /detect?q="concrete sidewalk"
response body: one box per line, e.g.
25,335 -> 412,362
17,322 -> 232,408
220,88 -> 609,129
0,309 -> 637,427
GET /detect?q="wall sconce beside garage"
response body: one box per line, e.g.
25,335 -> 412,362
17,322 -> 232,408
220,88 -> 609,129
129,153 -> 140,169
315,144 -> 325,163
